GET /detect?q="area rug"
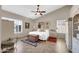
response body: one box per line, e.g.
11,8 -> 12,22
21,39 -> 38,47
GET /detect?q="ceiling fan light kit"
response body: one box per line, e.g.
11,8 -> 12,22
32,5 -> 46,16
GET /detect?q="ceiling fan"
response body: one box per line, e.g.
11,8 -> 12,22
32,5 -> 46,15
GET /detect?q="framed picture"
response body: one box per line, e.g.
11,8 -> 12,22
25,22 -> 30,29
38,22 -> 44,28
38,22 -> 49,29
46,22 -> 49,29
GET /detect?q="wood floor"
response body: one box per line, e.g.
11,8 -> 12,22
13,39 -> 69,53
56,39 -> 69,53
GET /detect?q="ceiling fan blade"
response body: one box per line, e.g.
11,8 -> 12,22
40,13 -> 43,15
39,11 -> 46,13
32,10 -> 40,12
35,13 -> 37,15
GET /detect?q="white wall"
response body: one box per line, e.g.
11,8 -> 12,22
0,9 -> 33,41
65,5 -> 79,52
70,5 -> 79,17
34,6 -> 72,38
70,5 -> 79,52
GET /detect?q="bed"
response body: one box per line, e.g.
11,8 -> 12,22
28,30 -> 49,40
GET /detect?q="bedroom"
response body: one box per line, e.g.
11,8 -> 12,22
0,5 -> 79,53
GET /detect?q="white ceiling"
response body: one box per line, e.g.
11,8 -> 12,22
2,5 -> 65,19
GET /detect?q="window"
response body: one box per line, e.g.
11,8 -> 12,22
14,20 -> 22,33
56,20 -> 66,33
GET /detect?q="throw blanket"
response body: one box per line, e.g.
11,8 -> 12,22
29,30 -> 49,40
